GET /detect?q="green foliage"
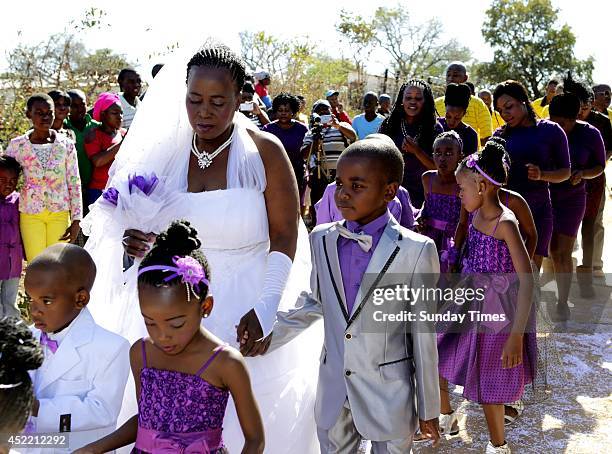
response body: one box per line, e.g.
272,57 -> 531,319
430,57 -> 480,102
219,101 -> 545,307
239,31 -> 355,114
0,8 -> 131,146
337,5 -> 472,81
478,0 -> 594,97
0,94 -> 30,148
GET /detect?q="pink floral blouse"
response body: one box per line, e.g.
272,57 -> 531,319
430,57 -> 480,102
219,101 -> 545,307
4,132 -> 83,220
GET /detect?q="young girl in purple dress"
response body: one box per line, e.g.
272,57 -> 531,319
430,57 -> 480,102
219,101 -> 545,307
77,221 -> 264,454
437,140 -> 536,454
419,131 -> 463,269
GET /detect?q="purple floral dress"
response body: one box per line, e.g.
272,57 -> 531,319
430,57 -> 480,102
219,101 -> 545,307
437,211 -> 537,404
134,340 -> 229,453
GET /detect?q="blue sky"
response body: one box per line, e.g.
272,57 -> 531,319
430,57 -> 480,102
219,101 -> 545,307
1,0 -> 609,85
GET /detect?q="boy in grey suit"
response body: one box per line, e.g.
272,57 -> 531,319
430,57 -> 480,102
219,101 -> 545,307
255,136 -> 441,453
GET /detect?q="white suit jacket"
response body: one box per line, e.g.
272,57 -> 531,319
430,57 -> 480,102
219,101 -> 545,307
27,308 -> 130,453
269,217 -> 441,441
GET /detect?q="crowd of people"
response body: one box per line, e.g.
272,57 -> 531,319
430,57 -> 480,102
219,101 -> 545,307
0,43 -> 611,454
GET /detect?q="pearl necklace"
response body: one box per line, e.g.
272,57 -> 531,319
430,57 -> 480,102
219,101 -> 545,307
191,127 -> 234,169
400,119 -> 421,142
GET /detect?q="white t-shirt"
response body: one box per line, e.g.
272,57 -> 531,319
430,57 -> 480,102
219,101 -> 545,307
119,93 -> 140,129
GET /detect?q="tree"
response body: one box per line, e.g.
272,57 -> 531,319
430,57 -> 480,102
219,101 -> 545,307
0,8 -> 131,146
337,5 -> 472,82
477,0 -> 594,97
239,31 -> 355,113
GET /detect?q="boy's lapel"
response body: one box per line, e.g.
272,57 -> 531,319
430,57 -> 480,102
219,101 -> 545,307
349,218 -> 402,320
38,309 -> 95,393
323,224 -> 350,323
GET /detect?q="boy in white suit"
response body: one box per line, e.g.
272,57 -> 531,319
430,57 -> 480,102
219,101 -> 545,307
23,244 -> 130,453
251,136 -> 442,453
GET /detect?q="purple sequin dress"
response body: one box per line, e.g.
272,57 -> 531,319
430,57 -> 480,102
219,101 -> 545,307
419,178 -> 461,265
437,212 -> 537,404
133,340 -> 229,454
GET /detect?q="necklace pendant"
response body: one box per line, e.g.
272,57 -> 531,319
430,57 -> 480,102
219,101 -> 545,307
197,154 -> 212,169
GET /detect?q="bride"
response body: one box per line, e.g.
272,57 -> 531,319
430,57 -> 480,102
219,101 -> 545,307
82,42 -> 321,452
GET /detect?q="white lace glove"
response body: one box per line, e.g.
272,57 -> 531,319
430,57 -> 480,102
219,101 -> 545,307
253,251 -> 292,337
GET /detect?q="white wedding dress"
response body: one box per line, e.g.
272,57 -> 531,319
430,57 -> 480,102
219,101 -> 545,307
82,47 -> 322,453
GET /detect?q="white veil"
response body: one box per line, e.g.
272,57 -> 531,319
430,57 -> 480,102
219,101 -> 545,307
82,41 -> 309,331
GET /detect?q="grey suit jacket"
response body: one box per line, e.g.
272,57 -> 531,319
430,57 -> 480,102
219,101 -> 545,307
269,216 -> 441,441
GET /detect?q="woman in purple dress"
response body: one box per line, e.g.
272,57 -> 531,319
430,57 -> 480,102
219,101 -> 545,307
493,80 -> 571,270
437,141 -> 536,454
548,93 -> 606,320
262,93 -> 308,200
379,79 -> 443,209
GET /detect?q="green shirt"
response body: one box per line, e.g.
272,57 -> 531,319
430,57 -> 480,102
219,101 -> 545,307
65,114 -> 101,187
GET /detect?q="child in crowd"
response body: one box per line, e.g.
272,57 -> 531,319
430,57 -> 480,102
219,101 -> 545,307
77,221 -> 264,454
0,317 -> 44,454
24,243 -> 130,453
84,92 -> 126,205
117,68 -> 142,129
0,156 -> 23,318
315,134 -> 416,229
47,90 -> 76,143
438,83 -> 479,155
454,138 -> 538,263
65,89 -> 100,211
259,137 -> 441,452
418,131 -> 463,267
437,140 -> 535,454
3,93 -> 82,261
352,92 -> 385,140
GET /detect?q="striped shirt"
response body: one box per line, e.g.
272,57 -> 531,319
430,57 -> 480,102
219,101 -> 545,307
302,126 -> 350,170
119,93 -> 140,129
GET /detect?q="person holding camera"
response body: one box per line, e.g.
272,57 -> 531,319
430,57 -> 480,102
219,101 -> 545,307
240,82 -> 270,129
301,99 -> 356,221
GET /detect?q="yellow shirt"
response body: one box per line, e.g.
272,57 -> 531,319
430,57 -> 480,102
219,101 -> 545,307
531,97 -> 549,119
491,109 -> 505,131
435,95 -> 493,143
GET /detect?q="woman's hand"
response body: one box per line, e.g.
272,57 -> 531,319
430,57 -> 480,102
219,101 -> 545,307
60,220 -> 80,243
122,229 -> 156,258
569,170 -> 583,185
526,163 -> 541,181
401,136 -> 420,154
502,333 -> 524,369
252,101 -> 262,116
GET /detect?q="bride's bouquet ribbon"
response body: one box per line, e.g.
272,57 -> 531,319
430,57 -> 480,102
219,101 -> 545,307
83,171 -> 182,240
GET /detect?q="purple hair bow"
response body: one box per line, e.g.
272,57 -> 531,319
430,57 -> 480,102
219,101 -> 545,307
138,256 -> 209,302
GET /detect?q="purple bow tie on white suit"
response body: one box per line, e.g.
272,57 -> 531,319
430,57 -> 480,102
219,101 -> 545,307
40,332 -> 59,354
336,224 -> 373,252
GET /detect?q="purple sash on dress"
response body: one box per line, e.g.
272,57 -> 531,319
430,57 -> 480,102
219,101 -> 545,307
135,426 -> 223,453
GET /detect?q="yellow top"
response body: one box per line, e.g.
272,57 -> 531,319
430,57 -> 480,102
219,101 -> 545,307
435,95 -> 493,142
531,97 -> 549,119
491,109 -> 505,131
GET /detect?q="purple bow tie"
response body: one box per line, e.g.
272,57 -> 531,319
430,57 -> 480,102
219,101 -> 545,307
40,332 -> 59,354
